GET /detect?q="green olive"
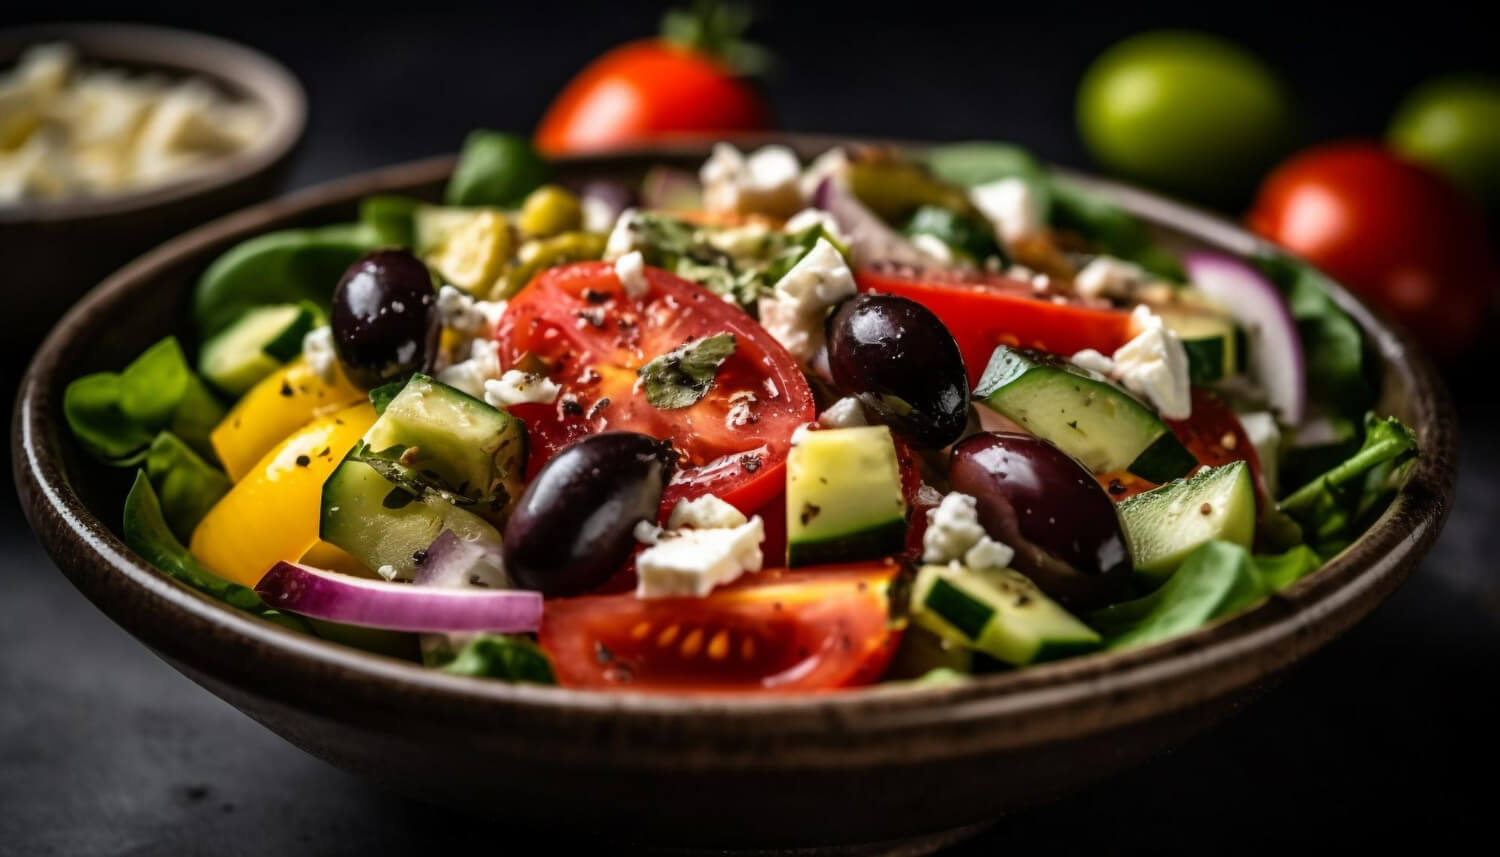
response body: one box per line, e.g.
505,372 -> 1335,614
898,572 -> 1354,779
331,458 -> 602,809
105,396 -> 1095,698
846,160 -> 974,224
492,231 -> 606,299
1389,76 -> 1500,206
517,185 -> 583,239
1076,31 -> 1293,200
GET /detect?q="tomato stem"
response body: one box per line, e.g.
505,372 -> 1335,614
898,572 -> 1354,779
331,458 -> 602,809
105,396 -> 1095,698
659,1 -> 773,77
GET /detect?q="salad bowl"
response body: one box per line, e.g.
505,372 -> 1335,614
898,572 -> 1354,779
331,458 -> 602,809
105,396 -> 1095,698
13,137 -> 1456,854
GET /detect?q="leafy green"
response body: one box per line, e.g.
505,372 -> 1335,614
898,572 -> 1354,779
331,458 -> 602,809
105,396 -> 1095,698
1090,540 -> 1268,650
1047,178 -> 1185,282
64,337 -> 226,466
1253,253 -> 1374,417
1254,545 -> 1324,591
193,223 -> 382,337
358,194 -> 422,247
367,379 -> 408,415
903,205 -> 1002,263
1278,414 -> 1418,557
445,130 -> 549,207
624,212 -> 839,308
925,141 -> 1051,209
122,472 -> 307,632
441,634 -> 556,684
144,432 -> 231,542
639,333 -> 737,409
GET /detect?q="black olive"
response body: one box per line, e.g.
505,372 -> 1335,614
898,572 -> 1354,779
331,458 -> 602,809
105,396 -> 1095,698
330,249 -> 439,390
949,431 -> 1132,607
826,293 -> 969,448
503,432 -> 676,597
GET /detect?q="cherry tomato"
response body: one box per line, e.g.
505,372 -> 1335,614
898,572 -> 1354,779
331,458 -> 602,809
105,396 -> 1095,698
856,266 -> 1137,385
1248,142 -> 1497,360
539,562 -> 905,693
497,261 -> 814,515
535,40 -> 769,156
1098,389 -> 1264,502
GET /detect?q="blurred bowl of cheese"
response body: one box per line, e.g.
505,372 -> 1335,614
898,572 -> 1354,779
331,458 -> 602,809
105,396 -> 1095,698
0,23 -> 304,354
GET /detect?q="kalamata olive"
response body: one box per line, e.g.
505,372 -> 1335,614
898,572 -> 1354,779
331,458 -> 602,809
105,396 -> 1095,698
827,293 -> 968,448
949,431 -> 1131,607
503,432 -> 676,597
331,249 -> 439,390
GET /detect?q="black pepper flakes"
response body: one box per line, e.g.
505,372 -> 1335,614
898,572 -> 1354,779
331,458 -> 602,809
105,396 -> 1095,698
279,380 -> 294,397
740,454 -> 762,473
1108,479 -> 1126,496
294,455 -> 311,467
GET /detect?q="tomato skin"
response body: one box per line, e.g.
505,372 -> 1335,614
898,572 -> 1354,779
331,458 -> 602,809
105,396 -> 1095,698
535,40 -> 770,156
497,262 -> 814,516
855,267 -> 1137,386
539,563 -> 906,693
1248,142 -> 1497,360
1098,389 -> 1265,503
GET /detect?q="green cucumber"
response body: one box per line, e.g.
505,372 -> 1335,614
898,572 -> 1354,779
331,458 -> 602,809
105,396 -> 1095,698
784,426 -> 908,566
359,374 -> 527,520
1118,460 -> 1256,586
974,346 -> 1195,483
911,564 -> 1100,666
1157,308 -> 1241,385
319,458 -> 503,582
198,303 -> 321,396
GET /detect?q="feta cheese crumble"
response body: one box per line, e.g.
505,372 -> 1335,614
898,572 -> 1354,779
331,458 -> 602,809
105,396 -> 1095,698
435,285 -> 506,337
603,207 -> 640,260
483,370 -> 561,408
1069,306 -> 1192,420
755,237 -> 856,361
1236,411 -> 1282,497
614,250 -> 650,298
436,338 -> 502,398
700,143 -> 802,216
635,515 -> 766,599
784,207 -> 849,244
667,494 -> 749,530
818,397 -> 867,428
922,492 -> 989,565
970,177 -> 1042,245
1073,255 -> 1149,300
302,325 -> 337,384
963,536 -> 1016,572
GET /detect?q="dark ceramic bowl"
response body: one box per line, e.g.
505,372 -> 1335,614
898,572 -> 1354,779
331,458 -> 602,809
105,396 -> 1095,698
13,139 -> 1457,855
0,23 -> 305,355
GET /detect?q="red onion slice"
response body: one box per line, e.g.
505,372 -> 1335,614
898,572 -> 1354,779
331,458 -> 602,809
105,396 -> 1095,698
1182,251 -> 1307,424
812,175 -> 942,268
414,529 -> 508,589
255,562 -> 541,633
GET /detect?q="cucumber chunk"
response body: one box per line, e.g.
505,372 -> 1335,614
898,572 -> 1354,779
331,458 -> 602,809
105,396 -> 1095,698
784,426 -> 907,566
1118,460 -> 1256,586
911,563 -> 1101,665
198,303 -> 320,396
414,205 -> 511,292
1157,307 -> 1241,385
319,458 -> 503,582
974,346 -> 1195,483
359,374 -> 527,520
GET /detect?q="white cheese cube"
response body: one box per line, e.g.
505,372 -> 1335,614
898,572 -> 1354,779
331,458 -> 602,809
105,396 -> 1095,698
963,536 -> 1016,571
922,492 -> 989,565
1074,255 -> 1148,300
700,142 -> 802,216
667,494 -> 748,530
635,516 -> 766,599
483,370 -> 561,408
436,338 -> 503,398
817,397 -> 867,428
1112,306 -> 1192,420
970,177 -> 1042,245
301,325 -> 338,384
614,250 -> 650,298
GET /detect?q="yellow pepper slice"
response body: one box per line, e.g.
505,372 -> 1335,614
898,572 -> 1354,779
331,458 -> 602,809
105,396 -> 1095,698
211,358 -> 363,482
190,402 -> 375,587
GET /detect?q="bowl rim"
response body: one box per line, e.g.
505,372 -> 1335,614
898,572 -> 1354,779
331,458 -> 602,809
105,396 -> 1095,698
0,21 -> 306,224
12,137 -> 1458,764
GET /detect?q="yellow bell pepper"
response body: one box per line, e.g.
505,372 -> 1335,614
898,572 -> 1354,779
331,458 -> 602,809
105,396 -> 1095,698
211,358 -> 364,482
190,402 -> 375,587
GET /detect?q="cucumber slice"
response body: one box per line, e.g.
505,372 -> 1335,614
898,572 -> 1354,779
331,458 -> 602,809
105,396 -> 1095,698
974,346 -> 1195,483
911,563 -> 1100,665
785,426 -> 907,566
360,374 -> 527,519
1157,307 -> 1241,385
414,205 -> 511,292
198,303 -> 320,396
319,458 -> 503,581
1118,460 -> 1256,586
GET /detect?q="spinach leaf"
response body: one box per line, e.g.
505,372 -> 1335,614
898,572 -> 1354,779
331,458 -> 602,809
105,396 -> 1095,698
441,634 -> 556,684
445,130 -> 549,207
1091,540 -> 1268,650
1278,414 -> 1418,557
358,194 -> 423,247
63,372 -> 154,464
1254,545 -> 1324,591
1047,177 -> 1185,282
144,432 -> 231,542
639,333 -> 737,409
1253,253 -> 1374,418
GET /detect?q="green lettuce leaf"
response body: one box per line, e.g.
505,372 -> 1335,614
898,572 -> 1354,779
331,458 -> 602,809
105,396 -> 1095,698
1278,414 -> 1418,557
639,333 -> 737,409
441,634 -> 556,684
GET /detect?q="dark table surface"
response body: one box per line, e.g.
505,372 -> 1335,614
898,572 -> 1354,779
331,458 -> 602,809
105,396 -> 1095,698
4,3 -> 1498,854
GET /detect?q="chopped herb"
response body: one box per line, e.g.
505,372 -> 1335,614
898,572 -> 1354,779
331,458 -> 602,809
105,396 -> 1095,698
638,333 -> 737,409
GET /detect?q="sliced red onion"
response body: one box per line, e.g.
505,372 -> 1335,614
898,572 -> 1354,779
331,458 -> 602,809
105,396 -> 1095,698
255,562 -> 541,633
1182,251 -> 1306,424
812,176 -> 941,267
641,167 -> 702,211
575,180 -> 637,232
414,529 -> 508,589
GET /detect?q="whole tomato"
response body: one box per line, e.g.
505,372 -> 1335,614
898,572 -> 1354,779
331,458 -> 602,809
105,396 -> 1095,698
535,6 -> 771,156
1248,142 -> 1497,360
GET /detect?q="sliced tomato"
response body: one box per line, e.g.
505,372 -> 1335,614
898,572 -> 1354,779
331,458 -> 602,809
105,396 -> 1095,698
856,265 -> 1138,386
539,562 -> 906,693
1098,388 -> 1266,502
497,262 -> 815,514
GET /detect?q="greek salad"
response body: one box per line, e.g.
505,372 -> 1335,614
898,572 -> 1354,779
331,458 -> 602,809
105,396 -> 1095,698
64,132 -> 1419,692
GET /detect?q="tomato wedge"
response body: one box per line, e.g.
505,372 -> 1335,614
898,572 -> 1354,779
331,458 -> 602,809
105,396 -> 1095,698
497,262 -> 815,514
539,562 -> 906,692
1099,389 -> 1266,502
856,265 -> 1137,385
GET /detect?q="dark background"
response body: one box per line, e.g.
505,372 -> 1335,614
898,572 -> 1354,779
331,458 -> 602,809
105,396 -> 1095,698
3,2 -> 1498,854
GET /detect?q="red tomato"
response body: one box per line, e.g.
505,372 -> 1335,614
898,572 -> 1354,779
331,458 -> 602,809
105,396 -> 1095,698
856,266 -> 1138,385
497,262 -> 814,515
1248,142 -> 1497,360
539,562 -> 905,692
535,40 -> 770,156
1098,389 -> 1265,502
